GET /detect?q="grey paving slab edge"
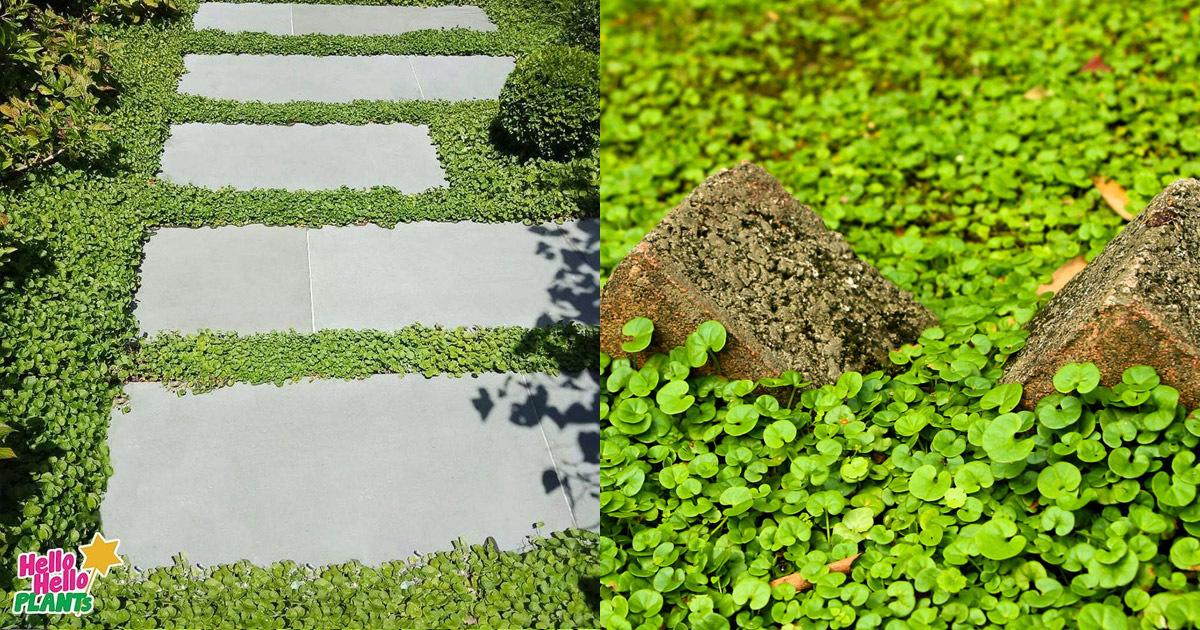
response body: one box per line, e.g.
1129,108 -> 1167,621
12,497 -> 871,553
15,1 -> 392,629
134,225 -> 312,334
134,221 -> 599,335
178,55 -> 514,103
193,3 -> 497,36
102,371 -> 598,567
308,221 -> 599,329
158,123 -> 448,192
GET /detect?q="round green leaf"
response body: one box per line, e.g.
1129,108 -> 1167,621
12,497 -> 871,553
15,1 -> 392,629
981,413 -> 1034,463
910,465 -> 952,501
621,317 -> 654,353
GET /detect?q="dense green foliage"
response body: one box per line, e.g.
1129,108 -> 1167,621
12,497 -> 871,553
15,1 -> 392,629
602,0 -> 1200,312
0,0 -> 599,625
0,0 -> 177,177
58,530 -> 600,629
0,0 -> 113,176
560,0 -> 599,51
499,45 -> 600,160
602,318 -> 1200,629
123,324 -> 598,392
601,3 -> 1200,628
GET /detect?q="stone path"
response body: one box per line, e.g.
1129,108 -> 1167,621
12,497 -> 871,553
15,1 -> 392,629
134,221 -> 600,333
159,123 -> 447,191
105,1 -> 598,569
178,55 -> 515,102
194,3 -> 498,35
104,372 -> 597,567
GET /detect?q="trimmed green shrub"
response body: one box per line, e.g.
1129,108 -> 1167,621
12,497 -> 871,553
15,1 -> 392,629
602,316 -> 1200,629
560,0 -> 599,51
498,45 -> 599,161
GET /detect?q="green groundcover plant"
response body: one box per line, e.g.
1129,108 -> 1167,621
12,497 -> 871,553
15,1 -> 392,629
123,324 -> 597,392
0,0 -> 600,625
602,0 -> 1200,296
601,317 -> 1200,629
56,531 -> 599,629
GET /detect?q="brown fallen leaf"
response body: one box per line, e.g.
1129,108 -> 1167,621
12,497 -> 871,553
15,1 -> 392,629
1037,255 -> 1088,295
766,9 -> 780,21
1023,86 -> 1049,100
770,553 -> 861,592
1091,175 -> 1134,220
1081,54 -> 1113,73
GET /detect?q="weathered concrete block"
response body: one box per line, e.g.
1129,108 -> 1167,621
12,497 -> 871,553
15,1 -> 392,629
1004,178 -> 1200,408
600,161 -> 937,384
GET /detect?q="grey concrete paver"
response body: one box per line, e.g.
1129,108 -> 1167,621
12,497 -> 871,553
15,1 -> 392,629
178,55 -> 423,103
522,372 -> 599,531
136,221 -> 599,334
292,4 -> 497,35
193,2 -> 291,34
193,3 -> 497,35
158,123 -> 447,192
178,55 -> 514,103
409,56 -> 515,101
134,225 -> 311,334
103,373 -> 590,567
308,222 -> 598,329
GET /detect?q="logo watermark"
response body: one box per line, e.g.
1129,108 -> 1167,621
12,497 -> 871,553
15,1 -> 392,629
12,533 -> 122,616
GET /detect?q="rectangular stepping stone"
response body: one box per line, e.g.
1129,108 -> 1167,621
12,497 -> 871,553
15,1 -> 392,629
178,54 -> 514,103
158,123 -> 447,192
135,225 -> 312,334
524,371 -> 600,530
408,56 -> 515,101
308,222 -> 598,329
134,221 -> 598,334
102,371 -> 597,567
194,3 -> 497,35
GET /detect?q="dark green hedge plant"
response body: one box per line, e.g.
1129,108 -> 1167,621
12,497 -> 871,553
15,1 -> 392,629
498,45 -> 599,161
602,317 -> 1200,630
560,0 -> 599,51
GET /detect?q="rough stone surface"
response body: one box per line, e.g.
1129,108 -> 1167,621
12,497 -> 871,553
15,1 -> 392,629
193,3 -> 497,35
600,161 -> 937,384
1003,178 -> 1200,408
103,372 -> 596,567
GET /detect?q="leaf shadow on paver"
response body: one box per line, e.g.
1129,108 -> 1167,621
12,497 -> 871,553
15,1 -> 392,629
528,219 -> 598,327
470,372 -> 599,532
467,223 -> 598,529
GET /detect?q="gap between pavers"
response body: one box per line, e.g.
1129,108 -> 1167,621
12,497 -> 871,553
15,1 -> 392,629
178,55 -> 515,103
193,3 -> 498,35
133,221 -> 599,334
102,371 -> 597,568
158,123 -> 448,192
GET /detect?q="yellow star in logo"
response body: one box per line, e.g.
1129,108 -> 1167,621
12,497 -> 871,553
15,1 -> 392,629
79,533 -> 123,577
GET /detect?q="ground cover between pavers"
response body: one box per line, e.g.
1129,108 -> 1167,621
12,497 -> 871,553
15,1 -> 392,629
102,371 -> 598,567
158,122 -> 448,191
193,3 -> 498,36
178,54 -> 515,103
133,220 -> 599,333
